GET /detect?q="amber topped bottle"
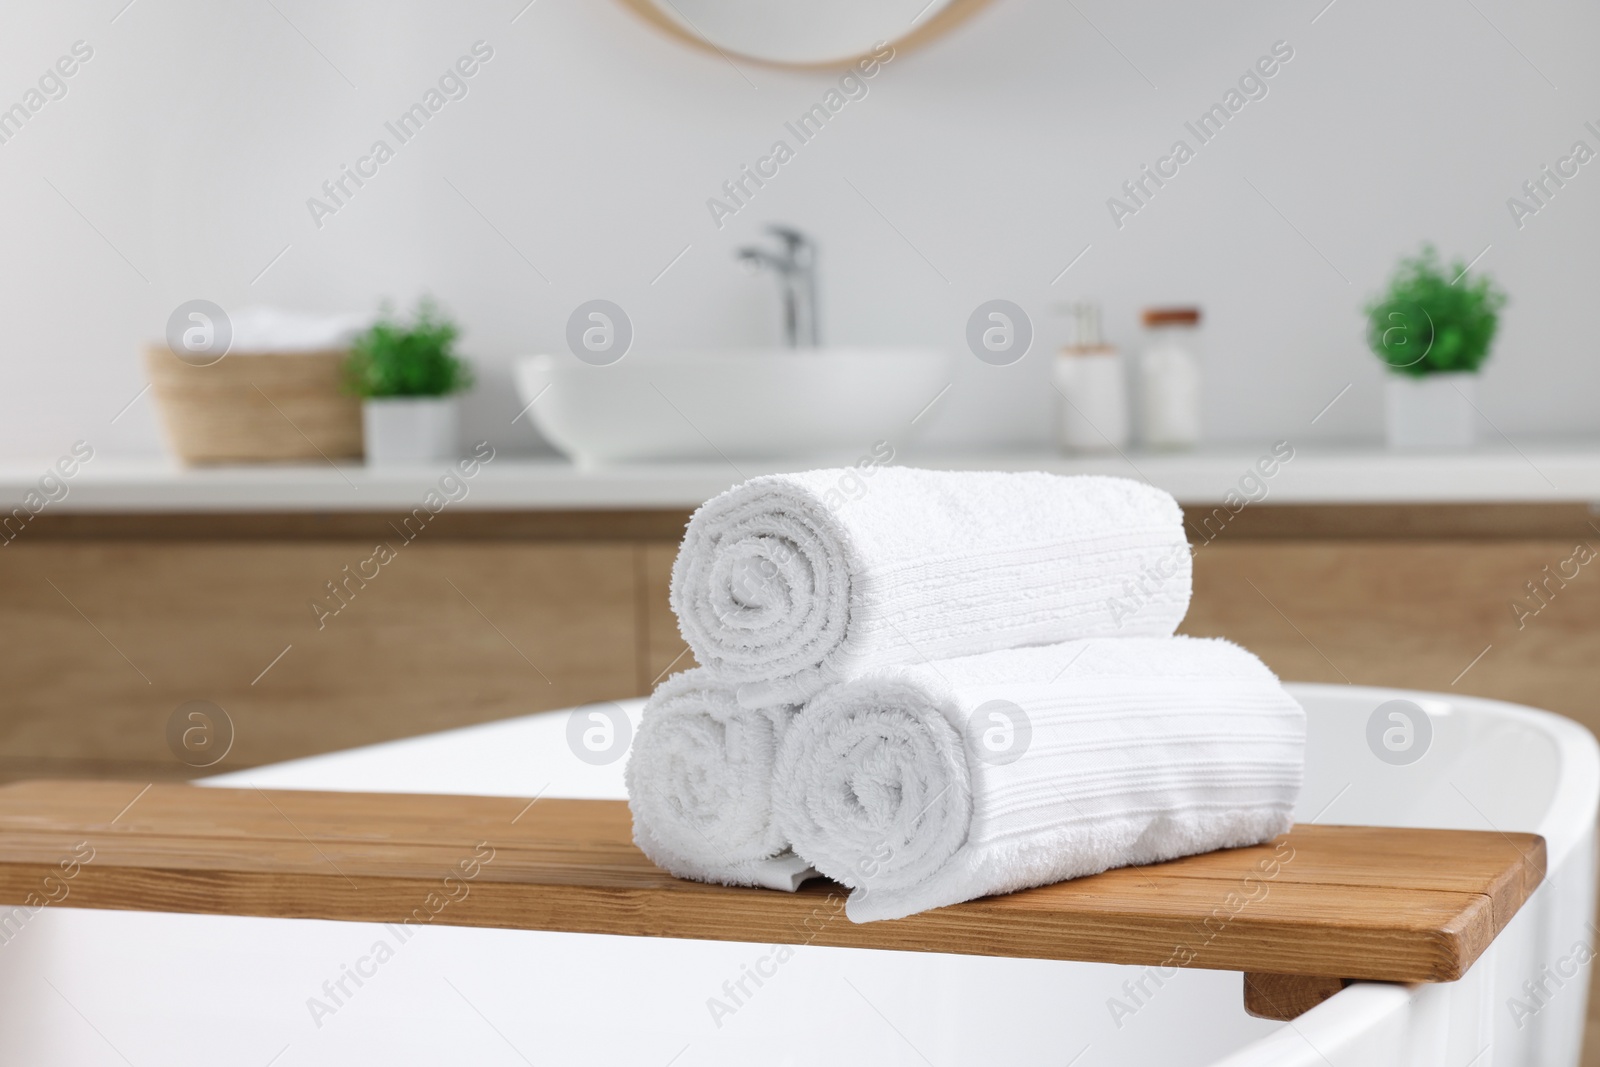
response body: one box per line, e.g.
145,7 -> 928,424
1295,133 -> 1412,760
1137,306 -> 1202,449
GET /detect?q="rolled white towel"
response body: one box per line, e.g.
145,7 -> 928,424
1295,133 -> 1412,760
671,467 -> 1192,708
773,637 -> 1305,922
625,670 -> 815,892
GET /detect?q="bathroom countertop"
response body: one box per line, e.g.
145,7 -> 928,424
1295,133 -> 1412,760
2,443 -> 1598,512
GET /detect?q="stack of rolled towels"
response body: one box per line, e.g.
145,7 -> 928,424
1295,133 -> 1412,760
625,467 -> 1305,923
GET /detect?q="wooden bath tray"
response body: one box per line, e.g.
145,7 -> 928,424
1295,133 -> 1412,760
0,780 -> 1543,1021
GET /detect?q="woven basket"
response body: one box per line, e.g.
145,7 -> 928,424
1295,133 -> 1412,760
144,346 -> 364,465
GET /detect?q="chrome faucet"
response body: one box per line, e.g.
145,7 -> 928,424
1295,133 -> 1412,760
737,225 -> 819,348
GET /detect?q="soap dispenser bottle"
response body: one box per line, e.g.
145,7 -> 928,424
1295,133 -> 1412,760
1053,301 -> 1129,452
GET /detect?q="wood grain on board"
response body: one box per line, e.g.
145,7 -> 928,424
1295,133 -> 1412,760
0,781 -> 1542,1006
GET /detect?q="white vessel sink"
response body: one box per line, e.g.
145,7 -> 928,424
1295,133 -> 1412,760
514,348 -> 950,464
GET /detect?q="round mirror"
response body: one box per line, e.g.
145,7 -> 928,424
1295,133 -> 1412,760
619,0 -> 989,67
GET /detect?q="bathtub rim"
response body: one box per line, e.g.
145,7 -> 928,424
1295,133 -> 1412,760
1285,681 -> 1600,868
1218,682 -> 1600,1066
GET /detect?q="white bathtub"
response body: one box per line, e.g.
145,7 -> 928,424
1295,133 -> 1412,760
0,684 -> 1592,1067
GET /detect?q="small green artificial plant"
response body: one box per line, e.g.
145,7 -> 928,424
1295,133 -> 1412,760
346,297 -> 473,399
1365,246 -> 1507,377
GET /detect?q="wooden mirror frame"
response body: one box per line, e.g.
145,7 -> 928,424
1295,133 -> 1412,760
615,0 -> 998,69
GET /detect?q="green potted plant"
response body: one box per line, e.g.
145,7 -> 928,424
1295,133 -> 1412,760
1365,246 -> 1506,449
346,297 -> 473,464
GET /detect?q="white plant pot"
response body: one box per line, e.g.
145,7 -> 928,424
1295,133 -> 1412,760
362,397 -> 458,465
1384,373 -> 1477,450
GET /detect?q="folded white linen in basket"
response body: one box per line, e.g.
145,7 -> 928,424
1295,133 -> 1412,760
772,636 -> 1305,922
625,670 -> 816,892
671,468 -> 1194,709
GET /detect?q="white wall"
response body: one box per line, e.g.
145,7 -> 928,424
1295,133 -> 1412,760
2,0 -> 1596,461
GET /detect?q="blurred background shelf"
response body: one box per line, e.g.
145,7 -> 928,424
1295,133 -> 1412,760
2,453 -> 1598,790
7,442 -> 1600,512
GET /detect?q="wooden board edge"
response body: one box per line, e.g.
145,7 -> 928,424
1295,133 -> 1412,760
0,864 -> 1495,985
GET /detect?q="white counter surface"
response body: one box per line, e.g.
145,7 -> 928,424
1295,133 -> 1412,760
3,443 -> 1599,511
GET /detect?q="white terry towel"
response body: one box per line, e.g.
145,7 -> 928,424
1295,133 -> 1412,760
772,637 -> 1305,922
625,670 -> 816,892
671,468 -> 1192,709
